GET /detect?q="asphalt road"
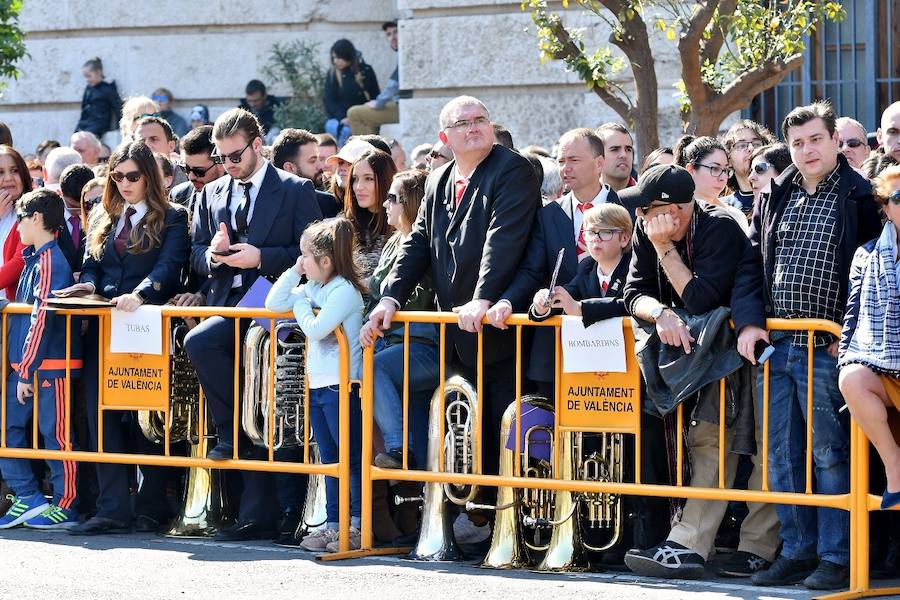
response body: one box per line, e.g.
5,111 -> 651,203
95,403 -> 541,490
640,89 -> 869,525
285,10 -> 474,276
0,529 -> 884,600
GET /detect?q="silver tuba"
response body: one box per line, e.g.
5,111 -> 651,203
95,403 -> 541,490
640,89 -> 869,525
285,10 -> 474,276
241,322 -> 307,449
397,375 -> 479,561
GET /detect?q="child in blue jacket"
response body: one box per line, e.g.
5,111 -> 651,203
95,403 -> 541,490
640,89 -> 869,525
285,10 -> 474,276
0,189 -> 82,530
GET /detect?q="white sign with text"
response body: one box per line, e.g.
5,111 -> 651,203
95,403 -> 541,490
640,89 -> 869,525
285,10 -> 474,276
110,305 -> 163,355
561,315 -> 627,373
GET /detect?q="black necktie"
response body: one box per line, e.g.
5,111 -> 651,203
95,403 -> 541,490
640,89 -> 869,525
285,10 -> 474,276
235,182 -> 252,237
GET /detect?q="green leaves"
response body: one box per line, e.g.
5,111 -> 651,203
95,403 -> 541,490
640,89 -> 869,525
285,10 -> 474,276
0,0 -> 25,95
263,41 -> 328,132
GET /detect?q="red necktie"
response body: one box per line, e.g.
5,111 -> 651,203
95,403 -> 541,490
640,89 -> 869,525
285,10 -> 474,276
576,201 -> 591,260
114,207 -> 136,256
69,215 -> 81,251
454,178 -> 468,207
601,280 -> 609,296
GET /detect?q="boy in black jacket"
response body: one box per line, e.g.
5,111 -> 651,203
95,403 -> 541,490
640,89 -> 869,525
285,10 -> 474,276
0,189 -> 81,530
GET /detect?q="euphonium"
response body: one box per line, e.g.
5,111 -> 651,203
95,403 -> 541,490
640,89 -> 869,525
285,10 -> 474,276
398,375 -> 479,561
536,431 -> 624,571
241,322 -> 307,449
471,396 -> 555,569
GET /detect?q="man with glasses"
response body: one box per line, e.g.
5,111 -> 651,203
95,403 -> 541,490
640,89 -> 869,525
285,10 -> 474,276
151,87 -> 189,137
170,125 -> 223,214
426,139 -> 452,170
722,120 -> 774,215
733,101 -> 881,590
367,95 -> 540,543
835,117 -> 870,170
184,108 -> 322,541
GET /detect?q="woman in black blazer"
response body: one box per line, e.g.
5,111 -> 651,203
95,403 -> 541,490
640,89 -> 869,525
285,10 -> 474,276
55,140 -> 190,534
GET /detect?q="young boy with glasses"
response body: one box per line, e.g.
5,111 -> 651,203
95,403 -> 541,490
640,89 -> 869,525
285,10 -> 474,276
0,189 -> 82,530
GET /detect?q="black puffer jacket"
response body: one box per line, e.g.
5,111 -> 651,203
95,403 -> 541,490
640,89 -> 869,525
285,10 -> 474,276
75,80 -> 122,137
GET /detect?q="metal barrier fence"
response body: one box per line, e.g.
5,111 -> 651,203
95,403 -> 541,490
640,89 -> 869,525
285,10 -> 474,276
0,303 -> 357,552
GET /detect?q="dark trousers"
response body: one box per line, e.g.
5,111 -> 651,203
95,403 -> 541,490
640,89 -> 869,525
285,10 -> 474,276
184,315 -> 277,523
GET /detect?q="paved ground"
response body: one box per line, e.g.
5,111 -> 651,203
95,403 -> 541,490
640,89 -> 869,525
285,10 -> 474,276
2,529 -> 884,600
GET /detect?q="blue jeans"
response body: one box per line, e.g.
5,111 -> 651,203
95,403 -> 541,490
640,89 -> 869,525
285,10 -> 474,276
308,384 -> 361,528
324,119 -> 351,147
0,372 -> 78,509
758,337 -> 850,565
372,341 -> 440,460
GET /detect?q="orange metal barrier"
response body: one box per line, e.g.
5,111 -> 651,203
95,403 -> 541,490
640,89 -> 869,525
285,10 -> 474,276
0,303 -> 356,552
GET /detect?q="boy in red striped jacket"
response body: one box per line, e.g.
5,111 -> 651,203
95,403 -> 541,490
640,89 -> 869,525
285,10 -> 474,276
0,189 -> 82,529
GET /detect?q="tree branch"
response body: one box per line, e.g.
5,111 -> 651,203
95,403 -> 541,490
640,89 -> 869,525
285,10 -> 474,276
712,54 -> 804,116
700,0 -> 738,66
678,1 -> 721,108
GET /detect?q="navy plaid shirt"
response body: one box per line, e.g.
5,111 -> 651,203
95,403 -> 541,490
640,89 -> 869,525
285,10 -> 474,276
772,165 -> 842,347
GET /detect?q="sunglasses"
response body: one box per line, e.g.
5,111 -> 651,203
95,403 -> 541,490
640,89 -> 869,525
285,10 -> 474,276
110,170 -> 142,183
639,201 -> 673,214
211,139 -> 254,165
180,163 -> 217,177
429,150 -> 451,161
840,138 -> 865,149
15,211 -> 33,222
752,162 -> 772,175
887,190 -> 900,206
134,112 -> 162,122
386,193 -> 402,204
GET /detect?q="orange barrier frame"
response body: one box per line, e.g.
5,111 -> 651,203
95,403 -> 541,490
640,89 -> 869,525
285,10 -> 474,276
0,303 -> 356,553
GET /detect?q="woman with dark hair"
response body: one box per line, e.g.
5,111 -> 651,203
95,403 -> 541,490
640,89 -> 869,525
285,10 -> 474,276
323,39 -> 380,146
0,145 -> 32,299
747,143 -> 791,205
640,146 -> 674,175
674,135 -> 748,230
54,140 -> 190,535
343,148 -> 396,282
80,177 -> 105,230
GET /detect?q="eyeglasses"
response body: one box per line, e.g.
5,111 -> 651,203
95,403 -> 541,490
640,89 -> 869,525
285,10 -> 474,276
693,163 -> 733,179
886,190 -> 900,206
110,170 -> 142,183
840,138 -> 865,149
584,228 -> 623,242
211,140 -> 254,165
445,116 -> 490,131
180,162 -> 217,177
731,139 -> 764,152
752,162 -> 773,175
386,193 -> 402,204
639,201 -> 673,214
15,211 -> 33,222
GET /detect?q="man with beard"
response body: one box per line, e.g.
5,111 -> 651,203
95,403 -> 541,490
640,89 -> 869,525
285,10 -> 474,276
169,126 -> 224,214
272,128 -> 341,218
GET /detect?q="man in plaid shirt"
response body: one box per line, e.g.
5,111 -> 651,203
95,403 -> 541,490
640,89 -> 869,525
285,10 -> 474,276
732,101 -> 881,591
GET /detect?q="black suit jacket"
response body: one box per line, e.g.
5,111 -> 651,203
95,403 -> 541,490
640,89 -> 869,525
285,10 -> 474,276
81,206 -> 190,304
190,163 -> 323,307
382,144 -> 540,367
170,180 -> 197,212
56,221 -> 87,274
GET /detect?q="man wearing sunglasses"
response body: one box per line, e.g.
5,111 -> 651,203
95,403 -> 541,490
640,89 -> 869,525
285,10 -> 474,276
836,117 -> 870,170
184,107 -> 322,542
169,125 -> 223,213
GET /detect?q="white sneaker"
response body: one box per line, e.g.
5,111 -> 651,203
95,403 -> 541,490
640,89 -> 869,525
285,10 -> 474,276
453,513 -> 491,544
299,528 -> 338,552
325,527 -> 361,552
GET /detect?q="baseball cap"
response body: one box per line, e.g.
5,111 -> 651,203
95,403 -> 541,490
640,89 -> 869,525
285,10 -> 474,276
325,139 -> 375,166
618,164 -> 695,210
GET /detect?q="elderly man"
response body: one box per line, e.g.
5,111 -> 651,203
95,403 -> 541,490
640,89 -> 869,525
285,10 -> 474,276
70,131 -> 102,166
42,147 -> 82,193
877,102 -> 900,163
836,117 -> 870,170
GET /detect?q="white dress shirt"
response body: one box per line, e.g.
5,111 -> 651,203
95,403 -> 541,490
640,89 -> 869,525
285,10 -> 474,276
569,184 -> 611,243
115,200 -> 148,236
228,160 -> 269,232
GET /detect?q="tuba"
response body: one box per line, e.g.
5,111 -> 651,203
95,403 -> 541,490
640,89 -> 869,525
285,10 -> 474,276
241,322 -> 307,449
535,431 -> 624,571
470,396 -> 556,569
138,318 -> 232,537
397,375 -> 479,561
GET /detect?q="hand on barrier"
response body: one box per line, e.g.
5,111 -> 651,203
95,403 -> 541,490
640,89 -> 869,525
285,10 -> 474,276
656,309 -> 694,354
532,288 -> 551,316
52,282 -> 94,297
453,298 -> 490,333
359,321 -> 379,348
111,292 -> 144,312
550,286 -> 581,316
170,292 -> 204,307
486,301 -> 512,330
737,325 -> 770,365
16,381 -> 32,405
218,243 -> 261,269
367,299 -> 397,336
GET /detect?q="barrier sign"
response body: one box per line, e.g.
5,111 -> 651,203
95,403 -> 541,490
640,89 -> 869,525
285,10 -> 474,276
101,316 -> 169,410
558,320 -> 640,431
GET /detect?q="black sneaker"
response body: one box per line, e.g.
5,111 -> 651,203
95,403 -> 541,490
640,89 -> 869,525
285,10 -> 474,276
751,555 -> 817,586
718,551 -> 770,577
623,541 -> 706,579
274,510 -> 302,546
374,449 -> 416,470
803,559 -> 849,591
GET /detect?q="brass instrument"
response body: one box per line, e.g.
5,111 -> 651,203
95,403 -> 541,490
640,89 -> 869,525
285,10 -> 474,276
397,376 -> 479,561
536,431 -> 624,571
470,396 -> 555,569
241,322 -> 307,449
138,318 -> 231,537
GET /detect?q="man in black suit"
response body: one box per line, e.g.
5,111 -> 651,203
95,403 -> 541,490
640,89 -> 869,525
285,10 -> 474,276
57,163 -> 93,274
184,108 -> 322,540
486,127 -> 620,396
367,95 -> 540,539
271,128 -> 341,218
169,125 -> 223,215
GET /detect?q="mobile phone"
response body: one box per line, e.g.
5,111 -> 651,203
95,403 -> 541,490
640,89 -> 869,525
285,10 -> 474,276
211,249 -> 238,256
754,340 -> 775,364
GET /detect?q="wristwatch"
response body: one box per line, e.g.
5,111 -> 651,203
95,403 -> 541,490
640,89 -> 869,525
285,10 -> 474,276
649,306 -> 665,322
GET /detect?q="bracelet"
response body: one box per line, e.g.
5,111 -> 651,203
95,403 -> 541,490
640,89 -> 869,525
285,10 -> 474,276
658,245 -> 677,261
